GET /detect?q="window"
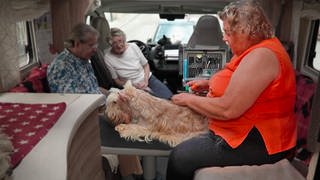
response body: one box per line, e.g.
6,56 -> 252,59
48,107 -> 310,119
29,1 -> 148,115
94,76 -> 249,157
16,21 -> 36,68
313,20 -> 320,71
307,19 -> 320,71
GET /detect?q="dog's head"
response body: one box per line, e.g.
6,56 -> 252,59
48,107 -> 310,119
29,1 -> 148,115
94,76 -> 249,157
105,88 -> 131,125
122,80 -> 140,100
105,81 -> 146,125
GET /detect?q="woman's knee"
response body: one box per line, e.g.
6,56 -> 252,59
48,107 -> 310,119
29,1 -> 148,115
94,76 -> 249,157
167,148 -> 195,180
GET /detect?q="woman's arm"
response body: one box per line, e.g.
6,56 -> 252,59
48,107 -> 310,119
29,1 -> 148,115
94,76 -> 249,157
142,63 -> 150,86
172,47 -> 279,120
135,63 -> 150,89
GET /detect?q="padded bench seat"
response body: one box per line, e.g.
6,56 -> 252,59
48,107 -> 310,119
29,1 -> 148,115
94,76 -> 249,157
194,159 -> 305,180
99,116 -> 172,156
99,117 -> 172,180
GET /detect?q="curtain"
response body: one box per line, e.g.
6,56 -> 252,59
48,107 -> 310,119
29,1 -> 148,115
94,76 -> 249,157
51,0 -> 98,53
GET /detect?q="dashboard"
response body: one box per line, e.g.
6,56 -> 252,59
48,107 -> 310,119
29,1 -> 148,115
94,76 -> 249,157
144,42 -> 228,93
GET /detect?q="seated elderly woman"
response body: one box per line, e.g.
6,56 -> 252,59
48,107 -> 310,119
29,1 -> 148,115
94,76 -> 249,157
104,27 -> 173,99
166,0 -> 297,179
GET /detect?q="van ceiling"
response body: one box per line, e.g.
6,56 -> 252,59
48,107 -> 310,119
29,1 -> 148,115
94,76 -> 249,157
98,0 -> 234,14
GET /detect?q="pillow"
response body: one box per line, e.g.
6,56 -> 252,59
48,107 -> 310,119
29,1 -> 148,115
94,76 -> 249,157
9,64 -> 50,93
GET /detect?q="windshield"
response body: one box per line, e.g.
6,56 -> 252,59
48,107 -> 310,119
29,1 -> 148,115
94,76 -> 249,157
105,13 -> 215,45
153,20 -> 195,44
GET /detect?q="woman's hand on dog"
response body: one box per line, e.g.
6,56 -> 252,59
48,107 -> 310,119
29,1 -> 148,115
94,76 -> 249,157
171,93 -> 197,106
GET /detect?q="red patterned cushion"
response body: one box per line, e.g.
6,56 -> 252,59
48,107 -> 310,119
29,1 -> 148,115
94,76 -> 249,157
10,64 -> 50,93
294,71 -> 317,164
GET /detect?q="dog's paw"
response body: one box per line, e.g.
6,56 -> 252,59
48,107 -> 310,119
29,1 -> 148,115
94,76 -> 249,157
115,124 -> 131,140
115,124 -> 127,133
115,124 -> 140,140
115,124 -> 150,142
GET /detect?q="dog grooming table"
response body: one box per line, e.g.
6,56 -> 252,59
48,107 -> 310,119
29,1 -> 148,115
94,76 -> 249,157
99,117 -> 172,180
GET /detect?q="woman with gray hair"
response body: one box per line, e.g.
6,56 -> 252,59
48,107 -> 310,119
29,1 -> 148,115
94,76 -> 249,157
166,1 -> 296,179
47,23 -> 104,94
104,27 -> 173,99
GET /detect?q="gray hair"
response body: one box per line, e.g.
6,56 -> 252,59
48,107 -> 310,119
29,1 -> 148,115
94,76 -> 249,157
218,0 -> 274,42
109,27 -> 126,43
64,23 -> 99,48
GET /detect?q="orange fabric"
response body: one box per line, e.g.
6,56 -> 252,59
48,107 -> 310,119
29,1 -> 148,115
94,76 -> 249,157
207,37 -> 297,155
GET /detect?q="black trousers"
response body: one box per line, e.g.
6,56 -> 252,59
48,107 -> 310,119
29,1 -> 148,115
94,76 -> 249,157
166,128 -> 291,180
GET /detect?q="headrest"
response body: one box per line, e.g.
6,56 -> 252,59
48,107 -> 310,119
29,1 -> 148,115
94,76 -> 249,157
187,15 -> 226,49
91,16 -> 111,51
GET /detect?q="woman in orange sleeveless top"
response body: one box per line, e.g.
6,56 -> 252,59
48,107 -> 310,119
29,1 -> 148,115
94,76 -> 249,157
166,1 -> 297,180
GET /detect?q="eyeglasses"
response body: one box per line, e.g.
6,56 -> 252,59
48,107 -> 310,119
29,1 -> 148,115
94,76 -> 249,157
110,40 -> 125,47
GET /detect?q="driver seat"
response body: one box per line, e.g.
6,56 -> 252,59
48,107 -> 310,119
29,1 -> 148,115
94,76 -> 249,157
187,15 -> 227,49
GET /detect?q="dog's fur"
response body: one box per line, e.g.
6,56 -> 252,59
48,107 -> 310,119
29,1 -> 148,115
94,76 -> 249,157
105,81 -> 208,147
0,130 -> 13,180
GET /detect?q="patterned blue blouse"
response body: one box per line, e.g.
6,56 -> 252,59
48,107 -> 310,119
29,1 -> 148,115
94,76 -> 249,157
47,49 -> 101,94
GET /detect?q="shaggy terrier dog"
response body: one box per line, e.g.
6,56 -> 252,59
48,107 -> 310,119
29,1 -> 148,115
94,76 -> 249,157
105,81 -> 208,147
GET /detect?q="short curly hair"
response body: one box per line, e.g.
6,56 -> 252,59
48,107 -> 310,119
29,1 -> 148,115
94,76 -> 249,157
64,23 -> 99,48
218,0 -> 274,42
109,27 -> 127,44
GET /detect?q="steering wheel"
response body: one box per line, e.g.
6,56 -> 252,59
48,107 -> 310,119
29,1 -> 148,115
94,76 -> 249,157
127,40 -> 150,59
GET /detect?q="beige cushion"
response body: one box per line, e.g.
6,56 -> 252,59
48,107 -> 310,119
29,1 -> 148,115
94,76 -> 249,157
194,159 -> 305,180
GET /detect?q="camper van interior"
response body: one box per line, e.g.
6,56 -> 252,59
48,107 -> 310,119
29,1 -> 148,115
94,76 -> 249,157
0,0 -> 320,180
